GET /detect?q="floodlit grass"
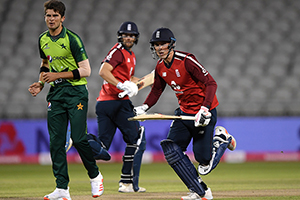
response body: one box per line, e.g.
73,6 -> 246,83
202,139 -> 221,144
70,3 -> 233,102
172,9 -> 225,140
0,162 -> 299,199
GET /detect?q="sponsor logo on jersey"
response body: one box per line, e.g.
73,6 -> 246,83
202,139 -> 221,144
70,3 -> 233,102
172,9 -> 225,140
127,58 -> 131,63
162,72 -> 167,77
47,102 -> 51,111
47,55 -> 52,63
54,56 -> 68,61
47,55 -> 67,62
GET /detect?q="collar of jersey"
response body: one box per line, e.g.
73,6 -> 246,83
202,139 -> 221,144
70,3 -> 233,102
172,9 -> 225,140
162,50 -> 175,69
46,26 -> 67,41
120,42 -> 133,55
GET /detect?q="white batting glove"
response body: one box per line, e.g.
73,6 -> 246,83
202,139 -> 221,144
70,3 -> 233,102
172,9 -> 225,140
134,104 -> 149,115
117,81 -> 138,97
194,106 -> 211,127
116,82 -> 126,90
126,81 -> 138,97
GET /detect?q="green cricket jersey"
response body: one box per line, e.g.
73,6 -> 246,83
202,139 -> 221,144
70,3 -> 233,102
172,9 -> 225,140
39,26 -> 88,87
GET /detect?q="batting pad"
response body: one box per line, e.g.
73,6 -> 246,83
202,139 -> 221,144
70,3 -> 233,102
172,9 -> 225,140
198,136 -> 232,175
160,139 -> 205,196
121,144 -> 138,183
212,136 -> 232,169
133,126 -> 146,191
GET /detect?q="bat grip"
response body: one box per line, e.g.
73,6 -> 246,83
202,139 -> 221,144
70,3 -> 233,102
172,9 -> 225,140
118,90 -> 128,98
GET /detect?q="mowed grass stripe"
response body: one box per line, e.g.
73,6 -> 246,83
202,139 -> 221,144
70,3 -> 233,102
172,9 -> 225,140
0,162 -> 299,199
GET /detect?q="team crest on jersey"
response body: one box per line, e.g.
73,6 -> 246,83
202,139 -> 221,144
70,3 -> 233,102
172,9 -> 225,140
47,102 -> 51,111
44,43 -> 50,49
60,43 -> 66,49
175,69 -> 181,77
47,55 -> 53,63
127,58 -> 131,63
162,72 -> 167,77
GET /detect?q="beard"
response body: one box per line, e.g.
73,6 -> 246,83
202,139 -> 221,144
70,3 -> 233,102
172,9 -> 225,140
123,42 -> 134,49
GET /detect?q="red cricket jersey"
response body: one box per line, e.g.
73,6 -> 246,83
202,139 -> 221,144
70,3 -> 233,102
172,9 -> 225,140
144,50 -> 218,114
97,43 -> 136,101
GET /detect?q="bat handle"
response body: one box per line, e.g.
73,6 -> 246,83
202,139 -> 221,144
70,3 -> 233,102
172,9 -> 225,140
118,90 -> 128,98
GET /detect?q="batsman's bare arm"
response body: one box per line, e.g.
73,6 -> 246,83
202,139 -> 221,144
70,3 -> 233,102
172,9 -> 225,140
99,62 -> 138,85
99,62 -> 119,86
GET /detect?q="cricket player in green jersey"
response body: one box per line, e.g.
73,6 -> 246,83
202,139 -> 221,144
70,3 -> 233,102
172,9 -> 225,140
28,1 -> 103,199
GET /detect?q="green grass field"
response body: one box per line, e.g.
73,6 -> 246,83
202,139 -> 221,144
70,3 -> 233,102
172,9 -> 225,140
0,161 -> 299,199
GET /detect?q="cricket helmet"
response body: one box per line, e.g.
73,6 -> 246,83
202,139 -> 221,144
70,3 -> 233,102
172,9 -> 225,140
150,27 -> 176,44
117,21 -> 139,44
150,27 -> 176,59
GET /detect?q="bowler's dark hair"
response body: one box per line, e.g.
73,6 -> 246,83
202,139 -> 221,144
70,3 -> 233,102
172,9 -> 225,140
44,0 -> 65,17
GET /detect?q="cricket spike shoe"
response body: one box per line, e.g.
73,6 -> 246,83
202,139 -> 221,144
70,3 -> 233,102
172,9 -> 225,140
136,186 -> 146,192
90,172 -> 104,197
181,191 -> 208,200
44,187 -> 71,200
204,188 -> 213,200
118,182 -> 146,193
118,182 -> 134,192
214,126 -> 236,151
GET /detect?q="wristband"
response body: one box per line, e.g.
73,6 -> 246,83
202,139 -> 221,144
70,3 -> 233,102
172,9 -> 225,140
71,69 -> 80,79
40,66 -> 49,73
38,81 -> 44,87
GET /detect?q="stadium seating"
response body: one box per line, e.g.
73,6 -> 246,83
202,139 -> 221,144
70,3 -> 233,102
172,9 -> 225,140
0,0 -> 299,118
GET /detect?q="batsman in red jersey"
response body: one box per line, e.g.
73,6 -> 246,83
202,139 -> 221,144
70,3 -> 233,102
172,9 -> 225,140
134,28 -> 236,200
94,21 -> 146,193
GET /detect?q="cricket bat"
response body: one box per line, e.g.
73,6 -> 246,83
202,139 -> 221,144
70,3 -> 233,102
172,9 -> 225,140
118,70 -> 155,98
128,113 -> 196,121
